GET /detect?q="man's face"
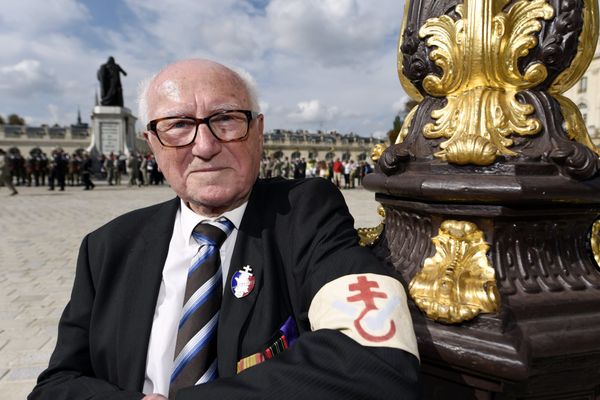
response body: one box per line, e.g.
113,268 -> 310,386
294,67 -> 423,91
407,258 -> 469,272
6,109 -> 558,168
144,60 -> 263,216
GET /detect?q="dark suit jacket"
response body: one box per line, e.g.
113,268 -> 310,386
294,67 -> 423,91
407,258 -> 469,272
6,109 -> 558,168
29,178 -> 419,400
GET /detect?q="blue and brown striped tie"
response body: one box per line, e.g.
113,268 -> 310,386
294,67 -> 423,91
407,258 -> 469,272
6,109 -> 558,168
169,217 -> 234,398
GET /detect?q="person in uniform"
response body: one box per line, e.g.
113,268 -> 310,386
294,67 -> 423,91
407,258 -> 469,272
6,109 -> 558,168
81,152 -> 95,190
29,59 -> 420,400
0,148 -> 18,196
48,148 -> 67,191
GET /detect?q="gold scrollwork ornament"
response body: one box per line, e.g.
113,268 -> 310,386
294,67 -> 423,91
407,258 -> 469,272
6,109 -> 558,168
409,220 -> 500,324
550,0 -> 600,156
592,220 -> 600,270
395,105 -> 418,145
357,146 -> 387,247
412,0 -> 556,165
357,206 -> 386,247
370,144 -> 386,162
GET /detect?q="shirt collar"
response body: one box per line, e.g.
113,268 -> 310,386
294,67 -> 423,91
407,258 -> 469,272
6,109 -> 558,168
179,198 -> 247,245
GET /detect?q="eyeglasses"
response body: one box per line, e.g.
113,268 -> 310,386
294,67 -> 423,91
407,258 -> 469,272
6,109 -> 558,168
147,110 -> 260,148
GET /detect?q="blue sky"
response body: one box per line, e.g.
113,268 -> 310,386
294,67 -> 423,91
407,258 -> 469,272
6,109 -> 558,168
0,0 -> 409,137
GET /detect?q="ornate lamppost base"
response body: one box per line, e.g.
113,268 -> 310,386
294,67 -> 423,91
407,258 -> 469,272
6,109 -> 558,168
370,0 -> 600,396
370,194 -> 600,398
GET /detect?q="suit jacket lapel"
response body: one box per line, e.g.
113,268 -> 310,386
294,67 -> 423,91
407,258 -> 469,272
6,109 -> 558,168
116,197 -> 180,390
218,190 -> 265,378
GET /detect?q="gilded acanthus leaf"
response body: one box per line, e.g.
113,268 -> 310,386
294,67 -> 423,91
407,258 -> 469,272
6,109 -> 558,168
396,105 -> 418,145
409,220 -> 500,324
420,14 -> 465,96
357,206 -> 386,247
592,220 -> 600,270
555,95 -> 600,155
423,87 -> 540,164
415,0 -> 553,165
499,0 -> 553,87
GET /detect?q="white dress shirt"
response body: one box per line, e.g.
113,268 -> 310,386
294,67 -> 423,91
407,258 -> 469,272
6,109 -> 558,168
142,199 -> 247,396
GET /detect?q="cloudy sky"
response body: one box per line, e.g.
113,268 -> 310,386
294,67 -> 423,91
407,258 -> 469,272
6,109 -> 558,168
0,0 -> 410,138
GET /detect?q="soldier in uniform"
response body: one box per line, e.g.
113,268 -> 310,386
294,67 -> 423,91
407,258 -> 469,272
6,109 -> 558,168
0,148 -> 18,196
48,148 -> 68,191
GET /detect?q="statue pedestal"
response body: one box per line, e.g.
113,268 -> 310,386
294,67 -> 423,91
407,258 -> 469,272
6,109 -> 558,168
89,106 -> 137,157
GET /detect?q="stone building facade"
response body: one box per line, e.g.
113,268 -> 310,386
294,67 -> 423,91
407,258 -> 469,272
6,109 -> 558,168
262,129 -> 383,161
0,123 -> 383,160
0,124 -> 91,155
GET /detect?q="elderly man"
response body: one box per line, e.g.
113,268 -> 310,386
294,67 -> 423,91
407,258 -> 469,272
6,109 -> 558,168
29,59 -> 419,400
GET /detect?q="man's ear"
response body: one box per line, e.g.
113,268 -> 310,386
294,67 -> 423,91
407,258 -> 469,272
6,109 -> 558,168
256,115 -> 264,156
144,131 -> 153,150
257,114 -> 264,139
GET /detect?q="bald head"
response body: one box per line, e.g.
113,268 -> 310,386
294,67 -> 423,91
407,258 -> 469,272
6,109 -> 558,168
138,59 -> 259,126
140,58 -> 264,216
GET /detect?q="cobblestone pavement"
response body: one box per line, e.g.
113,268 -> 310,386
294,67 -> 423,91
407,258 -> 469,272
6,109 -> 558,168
0,181 -> 381,399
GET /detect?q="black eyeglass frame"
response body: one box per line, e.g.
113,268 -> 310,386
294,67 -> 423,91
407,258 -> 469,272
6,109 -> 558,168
146,109 -> 260,148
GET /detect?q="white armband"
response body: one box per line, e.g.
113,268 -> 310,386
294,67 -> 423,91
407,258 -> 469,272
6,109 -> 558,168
308,273 -> 419,360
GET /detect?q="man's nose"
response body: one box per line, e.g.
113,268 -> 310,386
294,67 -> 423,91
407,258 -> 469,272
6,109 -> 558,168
191,124 -> 222,159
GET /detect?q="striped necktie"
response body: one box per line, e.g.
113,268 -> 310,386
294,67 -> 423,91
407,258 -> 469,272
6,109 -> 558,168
169,217 -> 234,398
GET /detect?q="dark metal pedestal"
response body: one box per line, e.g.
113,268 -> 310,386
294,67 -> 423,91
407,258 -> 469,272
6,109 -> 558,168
371,0 -> 600,396
369,194 -> 600,399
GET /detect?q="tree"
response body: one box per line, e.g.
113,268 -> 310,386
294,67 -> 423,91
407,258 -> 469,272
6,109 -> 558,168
0,115 -> 4,125
387,100 -> 419,144
7,114 -> 25,125
386,115 -> 403,144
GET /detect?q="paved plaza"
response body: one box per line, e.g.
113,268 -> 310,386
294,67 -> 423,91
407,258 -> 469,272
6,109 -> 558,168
0,181 -> 382,399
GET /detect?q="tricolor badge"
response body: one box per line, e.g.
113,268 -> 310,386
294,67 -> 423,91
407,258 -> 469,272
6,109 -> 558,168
231,265 -> 256,298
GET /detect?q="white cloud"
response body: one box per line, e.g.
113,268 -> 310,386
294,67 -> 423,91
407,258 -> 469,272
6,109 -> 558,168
266,0 -> 400,67
371,130 -> 387,139
48,104 -> 59,125
0,0 -> 90,33
289,100 -> 339,123
0,0 -> 410,136
0,60 -> 60,96
392,95 -> 410,113
122,0 -> 268,62
259,101 -> 270,113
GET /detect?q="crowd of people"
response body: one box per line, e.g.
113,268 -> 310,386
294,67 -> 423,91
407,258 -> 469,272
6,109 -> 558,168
1,147 -> 375,196
0,147 -> 167,194
101,151 -> 165,187
259,156 -> 373,188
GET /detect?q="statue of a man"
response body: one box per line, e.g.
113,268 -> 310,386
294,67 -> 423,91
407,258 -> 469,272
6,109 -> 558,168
97,56 -> 127,107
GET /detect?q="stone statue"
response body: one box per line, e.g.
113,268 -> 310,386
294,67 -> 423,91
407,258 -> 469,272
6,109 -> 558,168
97,56 -> 127,107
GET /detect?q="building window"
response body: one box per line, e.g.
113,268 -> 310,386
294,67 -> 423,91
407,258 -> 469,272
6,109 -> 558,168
591,127 -> 600,146
579,76 -> 588,93
578,103 -> 588,124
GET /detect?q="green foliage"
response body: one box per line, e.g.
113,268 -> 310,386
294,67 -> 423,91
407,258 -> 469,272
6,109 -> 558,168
386,115 -> 403,144
7,114 -> 25,125
0,115 -> 4,125
386,100 -> 419,144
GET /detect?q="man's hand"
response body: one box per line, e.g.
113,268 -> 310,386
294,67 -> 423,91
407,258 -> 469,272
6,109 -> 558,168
142,394 -> 168,400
